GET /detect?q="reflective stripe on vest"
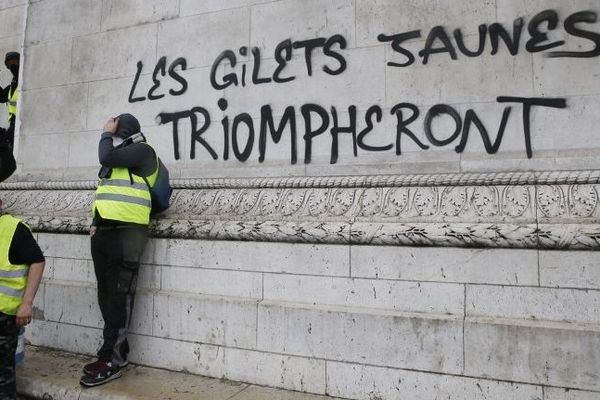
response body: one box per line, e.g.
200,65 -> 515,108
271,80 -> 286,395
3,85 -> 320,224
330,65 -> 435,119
7,85 -> 18,121
98,179 -> 148,191
0,269 -> 28,278
93,144 -> 158,225
0,285 -> 24,297
0,215 -> 29,315
95,193 -> 151,208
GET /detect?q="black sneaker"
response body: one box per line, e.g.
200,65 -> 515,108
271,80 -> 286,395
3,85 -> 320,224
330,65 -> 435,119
79,361 -> 123,387
83,359 -> 128,376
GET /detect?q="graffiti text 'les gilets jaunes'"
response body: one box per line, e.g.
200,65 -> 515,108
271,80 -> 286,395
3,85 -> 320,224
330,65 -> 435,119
127,8 -> 598,163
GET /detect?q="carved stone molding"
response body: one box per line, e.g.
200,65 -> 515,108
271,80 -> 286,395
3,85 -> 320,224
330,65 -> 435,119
1,172 -> 599,249
2,169 -> 600,190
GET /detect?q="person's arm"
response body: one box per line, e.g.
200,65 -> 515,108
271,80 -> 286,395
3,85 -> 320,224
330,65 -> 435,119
99,137 -> 153,169
9,223 -> 45,326
98,118 -> 154,170
15,261 -> 44,327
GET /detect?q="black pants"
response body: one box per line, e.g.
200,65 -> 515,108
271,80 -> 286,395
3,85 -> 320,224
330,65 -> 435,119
0,312 -> 17,400
91,226 -> 147,366
0,145 -> 16,183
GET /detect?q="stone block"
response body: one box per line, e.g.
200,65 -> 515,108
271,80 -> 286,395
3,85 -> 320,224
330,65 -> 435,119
465,318 -> 600,391
224,347 -> 326,394
351,246 -> 539,285
161,266 -> 262,299
18,132 -> 70,172
223,46 -> 386,119
179,159 -> 307,178
0,1 -> 25,10
545,388 -> 600,400
540,251 -> 600,289
51,257 -> 95,284
534,52 -> 600,98
152,291 -> 258,348
71,23 -> 157,82
527,96 -> 600,152
305,152 -> 462,177
140,124 -> 188,167
263,275 -> 464,315
138,264 -> 161,291
66,130 -> 100,168
129,334 -> 226,378
257,301 -> 463,374
26,0 -> 101,44
460,148 -> 600,174
0,37 -> 21,85
32,281 -> 45,319
26,320 -> 102,356
466,285 -> 600,324
327,361 -> 543,400
128,292 -> 154,336
149,239 -> 350,276
20,83 -> 87,134
36,233 -> 91,259
157,8 -> 249,69
180,0 -> 273,16
0,5 -> 23,39
23,40 -> 71,90
356,0 -> 496,47
43,281 -> 154,335
101,0 -> 179,31
234,386 -> 340,400
250,0 -> 355,51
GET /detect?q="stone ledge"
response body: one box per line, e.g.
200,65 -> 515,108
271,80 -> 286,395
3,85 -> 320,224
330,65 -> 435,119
17,346 -> 341,400
1,171 -> 599,249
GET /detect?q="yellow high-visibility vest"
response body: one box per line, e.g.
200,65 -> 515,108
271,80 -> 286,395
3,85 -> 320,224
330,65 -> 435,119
92,143 -> 159,226
0,214 -> 29,316
7,84 -> 18,121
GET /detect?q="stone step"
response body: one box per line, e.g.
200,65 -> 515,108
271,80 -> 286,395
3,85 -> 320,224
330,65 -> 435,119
17,346 -> 343,400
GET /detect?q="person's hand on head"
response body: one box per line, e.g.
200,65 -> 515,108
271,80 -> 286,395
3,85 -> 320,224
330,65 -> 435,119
103,117 -> 119,136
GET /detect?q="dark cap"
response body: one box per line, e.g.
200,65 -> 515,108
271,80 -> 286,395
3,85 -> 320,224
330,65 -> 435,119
4,52 -> 19,65
115,113 -> 141,139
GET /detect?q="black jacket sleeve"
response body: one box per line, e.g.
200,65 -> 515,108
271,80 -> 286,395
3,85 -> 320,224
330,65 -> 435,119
9,223 -> 45,265
98,132 -> 157,177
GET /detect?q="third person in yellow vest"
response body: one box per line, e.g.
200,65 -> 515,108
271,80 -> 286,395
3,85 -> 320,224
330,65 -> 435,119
0,197 -> 45,400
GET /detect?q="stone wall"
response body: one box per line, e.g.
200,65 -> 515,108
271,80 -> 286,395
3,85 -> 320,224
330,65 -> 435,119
1,0 -> 600,399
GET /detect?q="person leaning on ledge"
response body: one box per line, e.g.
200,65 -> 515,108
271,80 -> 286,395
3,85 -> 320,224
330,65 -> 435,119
0,198 -> 45,400
80,114 -> 157,387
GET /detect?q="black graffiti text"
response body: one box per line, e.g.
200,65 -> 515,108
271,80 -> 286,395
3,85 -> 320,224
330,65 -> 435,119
129,56 -> 188,103
156,97 -> 566,163
379,9 -> 600,67
210,34 -> 347,90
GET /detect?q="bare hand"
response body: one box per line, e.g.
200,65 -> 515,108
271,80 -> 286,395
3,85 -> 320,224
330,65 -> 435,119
90,226 -> 97,237
16,302 -> 33,326
103,117 -> 119,135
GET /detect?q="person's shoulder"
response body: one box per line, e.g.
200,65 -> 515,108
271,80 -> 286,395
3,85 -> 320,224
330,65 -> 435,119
138,142 -> 156,156
13,221 -> 33,240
